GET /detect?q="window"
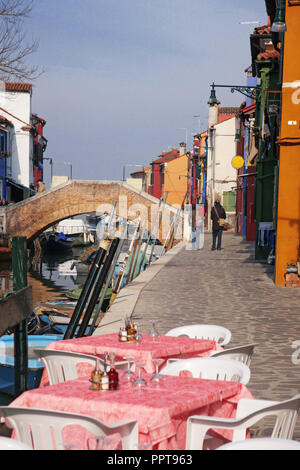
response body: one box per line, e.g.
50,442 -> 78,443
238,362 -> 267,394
223,191 -> 236,212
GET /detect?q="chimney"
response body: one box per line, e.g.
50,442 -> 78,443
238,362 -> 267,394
179,142 -> 186,156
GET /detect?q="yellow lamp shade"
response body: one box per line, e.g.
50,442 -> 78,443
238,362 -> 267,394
231,156 -> 244,169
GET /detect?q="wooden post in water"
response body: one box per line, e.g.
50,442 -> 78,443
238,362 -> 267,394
12,237 -> 28,397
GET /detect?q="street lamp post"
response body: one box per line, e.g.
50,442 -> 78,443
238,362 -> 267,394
43,157 -> 53,186
64,162 -> 73,180
122,164 -> 144,182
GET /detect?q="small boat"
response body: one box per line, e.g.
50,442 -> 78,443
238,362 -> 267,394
55,218 -> 94,247
65,286 -> 113,312
41,232 -> 75,252
37,311 -> 103,336
0,334 -> 63,396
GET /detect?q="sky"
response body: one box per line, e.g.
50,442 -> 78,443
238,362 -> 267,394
25,0 -> 268,186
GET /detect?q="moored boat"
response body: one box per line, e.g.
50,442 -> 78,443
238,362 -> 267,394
55,218 -> 94,247
0,334 -> 63,396
41,232 -> 75,252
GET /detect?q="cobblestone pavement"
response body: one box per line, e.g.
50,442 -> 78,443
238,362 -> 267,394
133,232 -> 300,440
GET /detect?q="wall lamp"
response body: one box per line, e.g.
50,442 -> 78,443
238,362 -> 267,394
271,0 -> 287,33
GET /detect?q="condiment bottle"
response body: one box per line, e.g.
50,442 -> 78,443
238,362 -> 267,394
127,319 -> 137,342
91,358 -> 103,391
108,352 -> 119,390
119,327 -> 128,342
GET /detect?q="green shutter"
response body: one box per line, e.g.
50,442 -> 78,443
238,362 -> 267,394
223,191 -> 236,212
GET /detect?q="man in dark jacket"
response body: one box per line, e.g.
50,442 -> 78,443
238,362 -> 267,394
210,196 -> 226,250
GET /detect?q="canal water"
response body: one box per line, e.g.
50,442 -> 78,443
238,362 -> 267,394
0,244 -> 91,312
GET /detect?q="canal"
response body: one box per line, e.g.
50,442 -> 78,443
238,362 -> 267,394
0,244 -> 91,313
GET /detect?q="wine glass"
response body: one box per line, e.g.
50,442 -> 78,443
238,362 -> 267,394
87,436 -> 105,450
122,355 -> 135,382
150,358 -> 164,383
149,320 -> 160,339
134,322 -> 143,344
132,362 -> 147,389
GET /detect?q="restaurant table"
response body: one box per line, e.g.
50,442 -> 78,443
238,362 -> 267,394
10,370 -> 253,450
41,333 -> 222,383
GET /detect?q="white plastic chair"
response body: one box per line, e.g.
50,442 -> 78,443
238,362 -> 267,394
0,406 -> 138,450
160,357 -> 251,385
210,343 -> 259,367
165,324 -> 231,346
0,436 -> 32,450
185,394 -> 300,450
34,349 -> 128,385
217,437 -> 300,450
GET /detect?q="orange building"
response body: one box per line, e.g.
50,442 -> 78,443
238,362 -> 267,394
162,151 -> 189,208
275,1 -> 300,285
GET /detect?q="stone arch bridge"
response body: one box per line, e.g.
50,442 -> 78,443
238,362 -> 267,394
0,180 -> 181,243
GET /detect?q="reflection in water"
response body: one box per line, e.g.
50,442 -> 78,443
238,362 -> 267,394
0,246 -> 90,310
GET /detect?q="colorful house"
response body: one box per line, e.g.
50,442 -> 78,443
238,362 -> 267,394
148,148 -> 179,200
162,143 -> 188,208
206,102 -> 240,229
0,83 -> 47,202
274,0 -> 300,285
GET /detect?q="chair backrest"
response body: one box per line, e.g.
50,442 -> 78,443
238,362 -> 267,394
160,357 -> 251,384
210,343 -> 259,367
234,394 -> 300,440
165,324 -> 231,346
0,406 -> 138,450
217,438 -> 300,450
0,436 -> 32,450
34,349 -> 128,385
186,394 -> 300,449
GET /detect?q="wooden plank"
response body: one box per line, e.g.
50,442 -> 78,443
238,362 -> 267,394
0,286 -> 32,335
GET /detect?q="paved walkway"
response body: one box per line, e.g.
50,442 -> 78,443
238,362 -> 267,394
131,232 -> 300,440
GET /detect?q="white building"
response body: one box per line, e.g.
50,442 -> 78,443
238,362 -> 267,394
206,105 -> 239,229
0,82 -> 47,202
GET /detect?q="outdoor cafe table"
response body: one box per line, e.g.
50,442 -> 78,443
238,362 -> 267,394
42,332 -> 222,380
10,370 -> 253,450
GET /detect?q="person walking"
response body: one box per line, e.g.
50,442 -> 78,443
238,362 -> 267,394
211,196 -> 226,251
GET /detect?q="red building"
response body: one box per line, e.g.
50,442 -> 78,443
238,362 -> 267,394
31,114 -> 47,190
148,148 -> 179,199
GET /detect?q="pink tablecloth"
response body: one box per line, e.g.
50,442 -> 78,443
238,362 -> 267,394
10,371 -> 253,450
45,333 -> 222,374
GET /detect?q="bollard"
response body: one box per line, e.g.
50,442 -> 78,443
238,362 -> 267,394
12,237 -> 28,397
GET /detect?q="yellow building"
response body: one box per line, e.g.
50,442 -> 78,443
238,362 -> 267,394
162,152 -> 189,208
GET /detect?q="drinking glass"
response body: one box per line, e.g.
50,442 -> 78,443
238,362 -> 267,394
134,322 -> 143,344
87,436 -> 105,450
132,362 -> 147,389
122,355 -> 135,382
149,320 -> 160,339
150,358 -> 164,383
